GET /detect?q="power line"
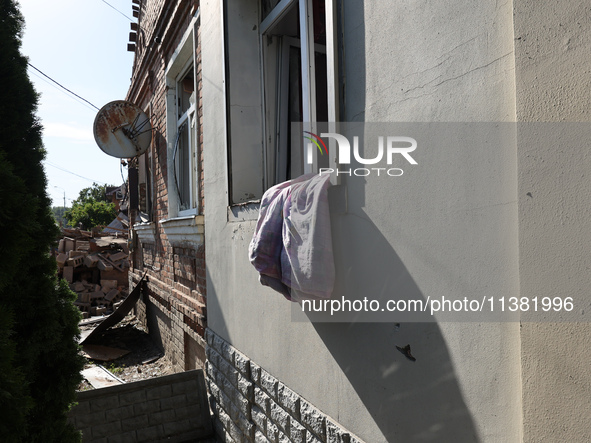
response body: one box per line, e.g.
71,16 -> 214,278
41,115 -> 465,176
27,62 -> 100,111
44,161 -> 109,185
28,69 -> 98,113
99,0 -> 134,22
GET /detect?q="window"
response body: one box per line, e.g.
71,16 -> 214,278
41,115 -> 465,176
174,66 -> 197,213
165,16 -> 199,217
138,150 -> 152,221
223,0 -> 338,206
137,105 -> 153,222
260,0 -> 337,186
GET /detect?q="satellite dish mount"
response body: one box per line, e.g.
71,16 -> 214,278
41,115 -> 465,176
93,100 -> 152,158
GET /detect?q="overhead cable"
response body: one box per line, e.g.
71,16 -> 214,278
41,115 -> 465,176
99,0 -> 134,22
27,62 -> 100,111
28,69 -> 98,113
45,161 -> 108,185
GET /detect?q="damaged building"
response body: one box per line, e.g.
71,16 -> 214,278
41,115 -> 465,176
121,0 -> 591,442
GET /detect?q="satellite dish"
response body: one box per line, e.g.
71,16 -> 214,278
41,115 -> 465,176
93,100 -> 152,158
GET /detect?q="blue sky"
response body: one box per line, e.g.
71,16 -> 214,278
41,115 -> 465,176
19,0 -> 135,207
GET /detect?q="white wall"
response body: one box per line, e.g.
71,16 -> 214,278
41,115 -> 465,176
202,0 -> 524,441
514,0 -> 591,441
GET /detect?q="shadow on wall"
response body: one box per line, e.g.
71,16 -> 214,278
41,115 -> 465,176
310,199 -> 479,441
313,322 -> 480,441
308,1 -> 479,440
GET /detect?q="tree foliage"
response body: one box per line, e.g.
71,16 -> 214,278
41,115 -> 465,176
71,183 -> 111,206
64,183 -> 117,229
51,206 -> 71,227
0,1 -> 85,441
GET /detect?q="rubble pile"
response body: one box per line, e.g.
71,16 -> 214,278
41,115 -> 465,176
54,228 -> 130,320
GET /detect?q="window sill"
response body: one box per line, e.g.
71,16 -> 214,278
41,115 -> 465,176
159,215 -> 204,245
133,222 -> 156,243
228,201 -> 260,222
178,208 -> 198,217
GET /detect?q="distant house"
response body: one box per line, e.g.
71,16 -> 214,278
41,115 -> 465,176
105,185 -> 124,212
127,1 -> 591,442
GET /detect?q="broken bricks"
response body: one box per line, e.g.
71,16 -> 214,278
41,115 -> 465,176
90,291 -> 104,301
100,280 -> 118,291
56,253 -> 68,267
55,227 -> 130,319
73,282 -> 86,292
105,289 -> 120,302
63,266 -> 74,283
97,259 -> 113,272
84,254 -> 99,268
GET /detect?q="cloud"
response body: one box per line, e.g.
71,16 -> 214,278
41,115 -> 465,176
43,122 -> 94,142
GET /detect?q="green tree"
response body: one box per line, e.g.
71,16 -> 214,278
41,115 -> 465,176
0,1 -> 85,441
72,183 -> 112,206
51,205 -> 71,227
64,183 -> 117,229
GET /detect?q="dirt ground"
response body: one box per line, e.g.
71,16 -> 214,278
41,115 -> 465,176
78,314 -> 179,390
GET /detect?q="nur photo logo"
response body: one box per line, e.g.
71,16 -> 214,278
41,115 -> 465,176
303,131 -> 418,177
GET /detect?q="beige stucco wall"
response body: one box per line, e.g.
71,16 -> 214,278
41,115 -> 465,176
514,0 -> 591,441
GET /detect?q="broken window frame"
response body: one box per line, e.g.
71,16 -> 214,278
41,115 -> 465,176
260,0 -> 339,188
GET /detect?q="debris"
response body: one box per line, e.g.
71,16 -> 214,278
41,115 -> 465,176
109,251 -> 127,262
142,354 -> 163,365
81,365 -> 125,389
84,255 -> 99,268
105,289 -> 120,302
102,212 -> 129,235
79,273 -> 144,345
56,253 -> 68,266
101,279 -> 118,291
82,344 -> 130,362
98,253 -> 125,272
77,315 -> 178,391
53,226 -> 130,321
97,259 -> 113,272
63,266 -> 74,283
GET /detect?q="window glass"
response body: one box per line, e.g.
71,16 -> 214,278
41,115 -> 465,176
262,0 -> 329,186
173,65 -> 197,214
178,67 -> 194,118
261,0 -> 282,21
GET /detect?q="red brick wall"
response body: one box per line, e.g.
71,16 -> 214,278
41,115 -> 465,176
126,0 -> 206,371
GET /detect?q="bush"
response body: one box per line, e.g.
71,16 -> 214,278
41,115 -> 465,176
0,1 -> 86,441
